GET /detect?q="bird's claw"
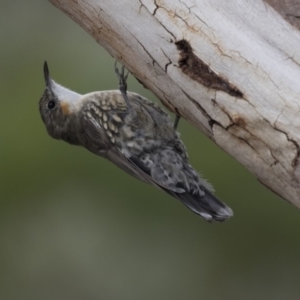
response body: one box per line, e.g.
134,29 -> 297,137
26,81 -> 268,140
114,61 -> 131,110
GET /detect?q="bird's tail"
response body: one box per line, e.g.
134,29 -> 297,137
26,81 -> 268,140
125,152 -> 233,222
165,188 -> 233,222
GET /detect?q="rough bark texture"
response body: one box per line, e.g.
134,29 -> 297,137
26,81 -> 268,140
49,0 -> 300,208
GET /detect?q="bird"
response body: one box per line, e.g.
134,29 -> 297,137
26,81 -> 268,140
39,61 -> 233,222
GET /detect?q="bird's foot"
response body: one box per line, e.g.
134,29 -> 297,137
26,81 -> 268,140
114,61 -> 131,110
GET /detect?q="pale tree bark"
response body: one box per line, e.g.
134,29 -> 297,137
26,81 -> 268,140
49,0 -> 300,208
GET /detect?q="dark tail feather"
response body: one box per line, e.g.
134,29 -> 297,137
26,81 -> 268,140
125,155 -> 232,221
166,188 -> 233,222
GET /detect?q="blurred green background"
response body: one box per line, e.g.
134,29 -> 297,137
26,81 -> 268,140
1,1 -> 300,299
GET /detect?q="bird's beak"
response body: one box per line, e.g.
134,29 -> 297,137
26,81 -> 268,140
43,61 -> 53,91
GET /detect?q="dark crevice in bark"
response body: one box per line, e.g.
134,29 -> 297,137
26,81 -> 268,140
175,39 -> 243,98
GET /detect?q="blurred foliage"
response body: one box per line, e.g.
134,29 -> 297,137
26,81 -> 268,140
1,1 -> 300,299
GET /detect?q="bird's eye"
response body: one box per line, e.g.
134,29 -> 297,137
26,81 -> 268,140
47,100 -> 56,110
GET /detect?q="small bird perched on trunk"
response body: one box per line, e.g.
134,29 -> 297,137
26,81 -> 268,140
39,61 -> 233,222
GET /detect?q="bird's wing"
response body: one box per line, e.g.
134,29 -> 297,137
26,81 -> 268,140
105,147 -> 153,184
82,108 -> 153,183
81,113 -> 112,154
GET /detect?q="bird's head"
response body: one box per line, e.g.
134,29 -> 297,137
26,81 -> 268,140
39,61 -> 81,140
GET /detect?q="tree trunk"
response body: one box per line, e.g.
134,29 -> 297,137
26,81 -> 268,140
49,0 -> 300,208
